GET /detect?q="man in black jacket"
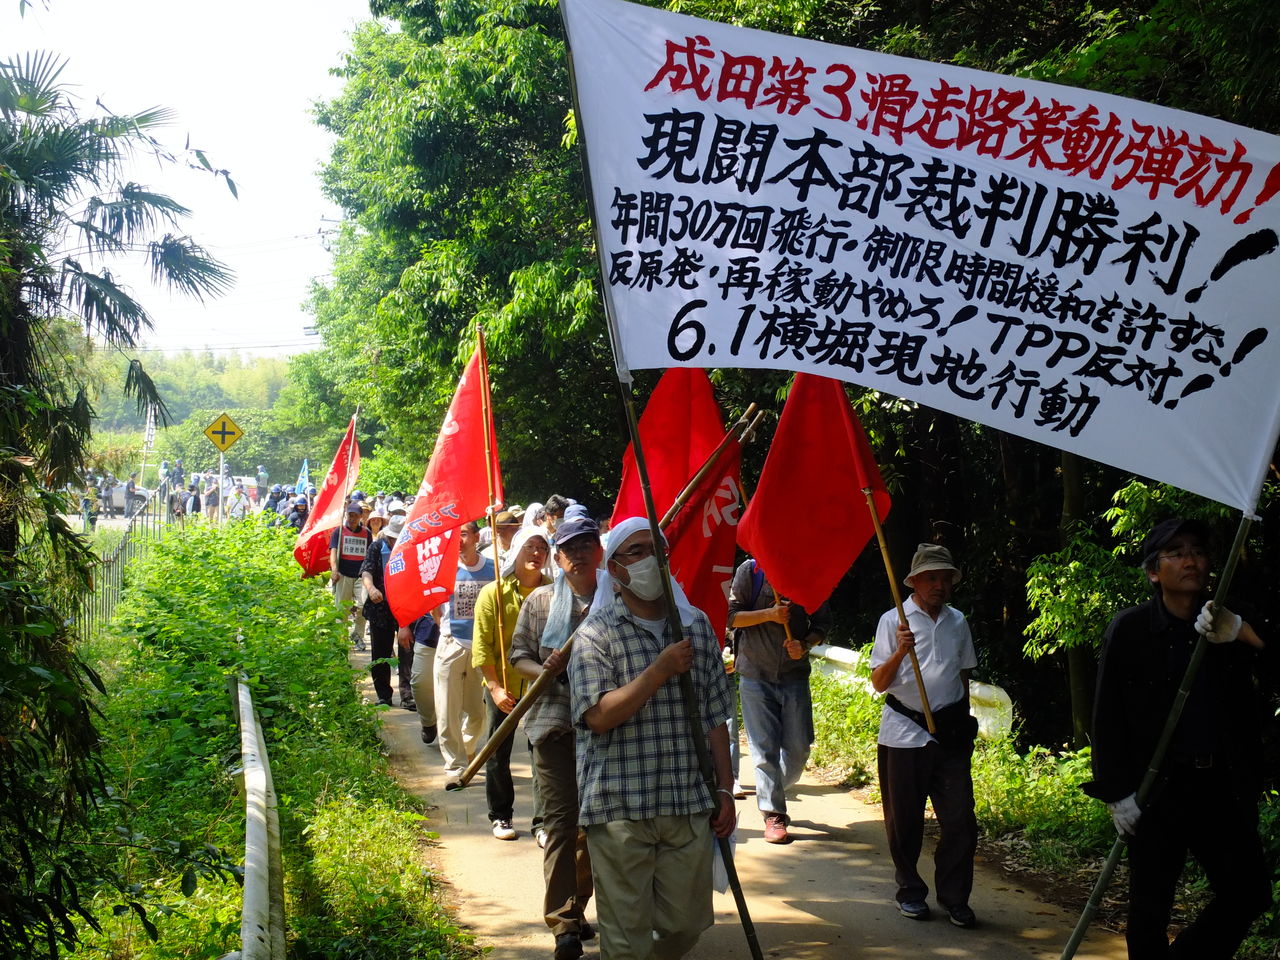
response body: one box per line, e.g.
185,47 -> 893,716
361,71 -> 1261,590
1086,518 -> 1270,959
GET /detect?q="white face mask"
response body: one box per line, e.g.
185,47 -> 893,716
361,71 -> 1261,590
621,554 -> 665,601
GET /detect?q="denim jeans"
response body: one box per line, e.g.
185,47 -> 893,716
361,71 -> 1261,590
738,675 -> 814,816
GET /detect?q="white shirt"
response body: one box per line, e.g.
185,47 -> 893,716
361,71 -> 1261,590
871,596 -> 976,748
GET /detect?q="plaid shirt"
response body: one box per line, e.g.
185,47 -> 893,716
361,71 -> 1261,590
570,594 -> 733,827
509,582 -> 593,745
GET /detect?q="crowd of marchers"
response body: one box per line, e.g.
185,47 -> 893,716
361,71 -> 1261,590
321,485 -> 1269,960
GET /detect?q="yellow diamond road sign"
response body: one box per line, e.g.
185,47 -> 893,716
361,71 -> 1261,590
204,412 -> 244,453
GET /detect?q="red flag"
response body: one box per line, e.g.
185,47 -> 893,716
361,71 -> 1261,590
663,440 -> 742,640
385,348 -> 501,627
737,374 -> 891,613
612,369 -> 740,636
612,369 -> 724,527
293,415 -> 361,577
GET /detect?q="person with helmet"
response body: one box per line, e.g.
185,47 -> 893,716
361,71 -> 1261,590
286,496 -> 309,531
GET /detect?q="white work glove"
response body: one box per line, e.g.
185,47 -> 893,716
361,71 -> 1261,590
1195,601 -> 1241,645
1107,793 -> 1141,836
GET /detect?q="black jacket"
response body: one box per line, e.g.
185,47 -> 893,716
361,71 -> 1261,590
1085,595 -> 1265,803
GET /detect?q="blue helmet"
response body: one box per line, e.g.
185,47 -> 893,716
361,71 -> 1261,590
271,483 -> 282,494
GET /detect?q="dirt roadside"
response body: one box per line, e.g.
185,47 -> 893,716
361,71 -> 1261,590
356,660 -> 1127,960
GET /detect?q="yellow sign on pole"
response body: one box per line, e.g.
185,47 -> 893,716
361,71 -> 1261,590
204,412 -> 244,453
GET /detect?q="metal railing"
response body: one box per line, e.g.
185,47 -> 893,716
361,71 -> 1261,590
221,675 -> 286,960
78,481 -> 172,638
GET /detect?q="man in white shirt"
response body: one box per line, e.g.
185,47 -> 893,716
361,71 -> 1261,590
871,543 -> 979,929
433,521 -> 494,787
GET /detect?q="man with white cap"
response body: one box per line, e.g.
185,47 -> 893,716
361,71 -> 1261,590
871,542 -> 979,929
472,526 -> 552,841
569,516 -> 736,960
510,515 -> 606,960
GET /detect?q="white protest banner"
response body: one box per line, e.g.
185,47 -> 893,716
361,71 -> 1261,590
562,0 -> 1280,513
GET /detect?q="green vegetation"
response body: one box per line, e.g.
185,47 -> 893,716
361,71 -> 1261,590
76,518 -> 474,959
0,51 -> 232,956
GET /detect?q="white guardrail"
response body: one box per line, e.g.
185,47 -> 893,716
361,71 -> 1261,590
810,643 -> 1014,740
219,676 -> 286,960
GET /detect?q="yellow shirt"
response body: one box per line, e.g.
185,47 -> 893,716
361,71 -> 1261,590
471,574 -> 550,696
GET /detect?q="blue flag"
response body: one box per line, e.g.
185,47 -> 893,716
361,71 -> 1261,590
294,459 -> 309,494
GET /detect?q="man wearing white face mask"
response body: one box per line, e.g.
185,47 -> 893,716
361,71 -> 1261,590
569,516 -> 735,960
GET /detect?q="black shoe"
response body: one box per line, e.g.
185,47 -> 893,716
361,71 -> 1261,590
578,921 -> 595,941
402,699 -> 417,711
375,698 -> 392,707
553,932 -> 583,960
946,904 -> 977,928
420,724 -> 437,744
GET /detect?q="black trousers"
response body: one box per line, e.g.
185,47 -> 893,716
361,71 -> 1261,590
368,621 -> 395,704
482,693 -> 544,825
1126,765 -> 1270,960
878,741 -> 977,908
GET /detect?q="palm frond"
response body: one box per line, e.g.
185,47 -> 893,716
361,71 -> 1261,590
59,260 -> 150,346
146,234 -> 234,301
77,185 -> 189,250
122,358 -> 171,426
0,51 -> 66,120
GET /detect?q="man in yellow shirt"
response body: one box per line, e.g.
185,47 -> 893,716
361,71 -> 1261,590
473,527 -> 552,841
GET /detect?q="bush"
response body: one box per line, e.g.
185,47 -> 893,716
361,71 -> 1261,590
809,665 -> 879,787
76,516 -> 475,959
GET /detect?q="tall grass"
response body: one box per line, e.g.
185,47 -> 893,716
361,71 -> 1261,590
75,517 -> 476,959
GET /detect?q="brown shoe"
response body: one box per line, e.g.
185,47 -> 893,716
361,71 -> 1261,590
763,812 -> 790,843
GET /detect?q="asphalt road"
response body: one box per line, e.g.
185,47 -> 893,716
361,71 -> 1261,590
355,657 -> 1128,960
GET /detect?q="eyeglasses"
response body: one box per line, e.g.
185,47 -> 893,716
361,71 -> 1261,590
612,542 -> 655,564
1158,546 -> 1208,562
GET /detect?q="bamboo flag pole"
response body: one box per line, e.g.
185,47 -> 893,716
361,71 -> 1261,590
863,487 -> 935,733
658,403 -> 759,527
476,329 -> 509,693
449,408 -> 760,791
1059,513 -> 1253,960
347,405 -> 361,502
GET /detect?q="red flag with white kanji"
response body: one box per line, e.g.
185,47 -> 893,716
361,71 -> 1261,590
612,368 -> 740,636
385,348 -> 501,626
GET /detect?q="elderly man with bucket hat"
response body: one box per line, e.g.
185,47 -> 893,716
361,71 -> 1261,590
871,543 -> 979,929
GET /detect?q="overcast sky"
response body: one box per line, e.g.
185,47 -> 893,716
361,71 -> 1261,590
4,0 -> 372,356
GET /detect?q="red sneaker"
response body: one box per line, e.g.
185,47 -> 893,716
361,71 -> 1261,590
763,812 -> 790,844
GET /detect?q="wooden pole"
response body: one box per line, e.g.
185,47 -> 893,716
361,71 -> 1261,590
659,403 -> 758,527
862,487 -> 935,734
476,329 -> 508,692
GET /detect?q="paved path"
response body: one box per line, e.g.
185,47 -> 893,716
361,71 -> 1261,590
356,660 -> 1127,960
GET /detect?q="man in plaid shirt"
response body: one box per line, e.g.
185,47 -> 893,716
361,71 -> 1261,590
510,516 -> 604,960
570,517 -> 736,960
